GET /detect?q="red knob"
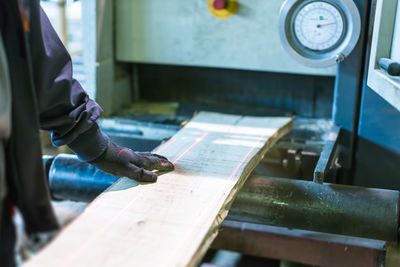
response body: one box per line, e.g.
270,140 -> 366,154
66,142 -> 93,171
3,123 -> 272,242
213,0 -> 227,10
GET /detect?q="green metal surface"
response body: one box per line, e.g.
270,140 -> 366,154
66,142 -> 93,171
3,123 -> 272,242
229,176 -> 399,241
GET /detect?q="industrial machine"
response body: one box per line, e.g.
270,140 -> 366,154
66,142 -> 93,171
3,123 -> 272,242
37,0 -> 400,266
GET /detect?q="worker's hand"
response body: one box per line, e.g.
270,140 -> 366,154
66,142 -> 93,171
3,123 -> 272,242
89,142 -> 174,182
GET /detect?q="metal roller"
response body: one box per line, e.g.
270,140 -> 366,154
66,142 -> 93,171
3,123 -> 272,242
228,176 -> 399,242
48,154 -> 118,202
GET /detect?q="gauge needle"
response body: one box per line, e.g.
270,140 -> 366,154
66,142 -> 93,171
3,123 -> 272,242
317,22 -> 337,28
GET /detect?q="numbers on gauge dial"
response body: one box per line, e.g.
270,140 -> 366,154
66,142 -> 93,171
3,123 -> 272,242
294,2 -> 344,51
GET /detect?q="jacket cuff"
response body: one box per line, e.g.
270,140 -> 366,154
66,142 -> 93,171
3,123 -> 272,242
68,124 -> 109,161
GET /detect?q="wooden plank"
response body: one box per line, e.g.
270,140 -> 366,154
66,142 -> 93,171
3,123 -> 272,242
25,112 -> 292,267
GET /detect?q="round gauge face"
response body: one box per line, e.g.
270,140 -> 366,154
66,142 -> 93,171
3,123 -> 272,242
293,1 -> 345,51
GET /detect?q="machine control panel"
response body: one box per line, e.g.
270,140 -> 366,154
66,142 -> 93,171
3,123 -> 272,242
279,0 -> 361,67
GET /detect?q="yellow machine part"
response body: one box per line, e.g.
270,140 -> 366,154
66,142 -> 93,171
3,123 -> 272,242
207,0 -> 238,19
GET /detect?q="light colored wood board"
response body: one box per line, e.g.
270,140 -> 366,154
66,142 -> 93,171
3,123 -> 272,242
121,101 -> 179,116
25,112 -> 292,267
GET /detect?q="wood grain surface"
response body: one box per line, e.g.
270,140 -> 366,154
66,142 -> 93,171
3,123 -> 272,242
24,112 -> 292,267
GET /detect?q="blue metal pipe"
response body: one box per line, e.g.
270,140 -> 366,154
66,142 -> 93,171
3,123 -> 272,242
48,154 -> 118,202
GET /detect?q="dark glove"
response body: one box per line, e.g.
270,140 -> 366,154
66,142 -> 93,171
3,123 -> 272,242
89,142 -> 174,182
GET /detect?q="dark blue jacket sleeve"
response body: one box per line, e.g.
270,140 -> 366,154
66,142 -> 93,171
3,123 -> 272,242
30,6 -> 108,161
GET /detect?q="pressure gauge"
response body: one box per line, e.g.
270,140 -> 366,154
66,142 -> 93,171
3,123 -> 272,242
279,0 -> 361,67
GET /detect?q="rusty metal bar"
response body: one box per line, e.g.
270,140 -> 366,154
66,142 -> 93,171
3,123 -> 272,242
212,220 -> 386,267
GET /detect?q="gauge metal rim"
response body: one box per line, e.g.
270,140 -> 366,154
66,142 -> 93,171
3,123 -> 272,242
279,0 -> 361,67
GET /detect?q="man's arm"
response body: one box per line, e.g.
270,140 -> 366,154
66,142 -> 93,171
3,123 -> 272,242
30,7 -> 106,160
29,5 -> 173,181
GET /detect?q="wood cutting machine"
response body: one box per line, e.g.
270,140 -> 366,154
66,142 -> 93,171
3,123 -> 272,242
38,0 -> 400,266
